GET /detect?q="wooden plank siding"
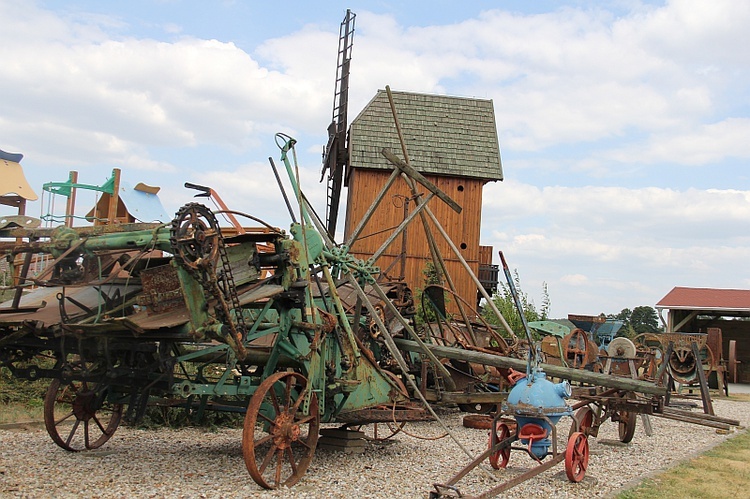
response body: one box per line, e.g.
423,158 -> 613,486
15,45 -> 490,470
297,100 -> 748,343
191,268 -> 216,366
344,90 -> 504,316
479,245 -> 494,267
344,168 -> 488,313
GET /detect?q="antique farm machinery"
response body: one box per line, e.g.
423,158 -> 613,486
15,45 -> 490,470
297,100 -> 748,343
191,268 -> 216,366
423,255 -> 740,498
429,252 -> 597,498
0,133 -> 434,489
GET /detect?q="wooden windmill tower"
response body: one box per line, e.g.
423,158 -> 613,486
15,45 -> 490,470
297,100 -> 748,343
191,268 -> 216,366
343,90 -> 503,314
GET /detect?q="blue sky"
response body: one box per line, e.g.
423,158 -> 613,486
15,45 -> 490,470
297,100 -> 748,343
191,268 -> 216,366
2,0 -> 749,319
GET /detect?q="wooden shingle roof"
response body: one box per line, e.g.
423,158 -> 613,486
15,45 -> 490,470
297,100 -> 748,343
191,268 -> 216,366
656,287 -> 750,313
349,90 -> 503,181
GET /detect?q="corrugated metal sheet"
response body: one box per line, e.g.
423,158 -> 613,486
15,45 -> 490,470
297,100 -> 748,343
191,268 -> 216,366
349,90 -> 503,182
656,286 -> 750,312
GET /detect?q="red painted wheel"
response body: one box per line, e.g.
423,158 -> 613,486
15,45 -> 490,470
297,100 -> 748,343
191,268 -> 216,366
565,431 -> 589,482
242,372 -> 320,489
569,406 -> 595,438
488,422 -> 511,469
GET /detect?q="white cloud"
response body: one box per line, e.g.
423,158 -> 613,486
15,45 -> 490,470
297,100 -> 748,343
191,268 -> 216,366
561,274 -> 588,286
1,1 -> 748,319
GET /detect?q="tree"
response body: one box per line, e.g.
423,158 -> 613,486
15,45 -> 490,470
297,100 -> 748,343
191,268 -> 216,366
606,306 -> 662,334
414,261 -> 447,326
482,269 -> 550,340
630,306 -> 661,333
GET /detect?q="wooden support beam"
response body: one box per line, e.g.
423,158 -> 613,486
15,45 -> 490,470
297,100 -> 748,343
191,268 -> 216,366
381,148 -> 462,213
394,338 -> 668,396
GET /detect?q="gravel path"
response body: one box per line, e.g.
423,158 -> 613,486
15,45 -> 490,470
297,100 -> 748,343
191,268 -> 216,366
1,398 -> 747,498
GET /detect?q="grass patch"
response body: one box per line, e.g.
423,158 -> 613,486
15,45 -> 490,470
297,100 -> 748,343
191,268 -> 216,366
617,429 -> 750,499
0,366 -> 48,424
728,392 -> 750,403
0,401 -> 44,424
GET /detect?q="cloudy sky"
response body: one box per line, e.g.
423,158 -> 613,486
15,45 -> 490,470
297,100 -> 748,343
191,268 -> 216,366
1,0 -> 748,319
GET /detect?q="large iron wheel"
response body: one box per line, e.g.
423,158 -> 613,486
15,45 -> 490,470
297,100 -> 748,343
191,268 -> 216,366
242,372 -> 320,489
564,431 -> 589,482
633,333 -> 664,378
564,329 -> 589,368
43,377 -> 123,452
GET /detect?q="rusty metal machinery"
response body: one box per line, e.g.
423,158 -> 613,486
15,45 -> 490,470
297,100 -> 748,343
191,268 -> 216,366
0,133 -> 433,489
1,83 -> 742,495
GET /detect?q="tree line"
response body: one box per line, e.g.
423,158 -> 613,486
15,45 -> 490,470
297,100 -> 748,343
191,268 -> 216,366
478,269 -> 663,338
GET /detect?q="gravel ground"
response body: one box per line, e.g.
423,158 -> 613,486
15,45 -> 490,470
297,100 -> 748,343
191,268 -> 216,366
0,398 -> 747,498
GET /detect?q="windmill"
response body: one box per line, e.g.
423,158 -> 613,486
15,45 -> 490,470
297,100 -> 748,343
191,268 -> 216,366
321,9 -> 356,238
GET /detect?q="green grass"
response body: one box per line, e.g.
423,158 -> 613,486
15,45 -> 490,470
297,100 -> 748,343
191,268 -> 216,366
617,427 -> 750,499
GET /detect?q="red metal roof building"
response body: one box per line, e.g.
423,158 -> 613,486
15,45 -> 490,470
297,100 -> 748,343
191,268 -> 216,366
656,286 -> 749,384
656,287 -> 750,314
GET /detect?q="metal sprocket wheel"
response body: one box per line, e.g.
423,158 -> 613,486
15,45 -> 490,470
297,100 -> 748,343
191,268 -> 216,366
43,376 -> 123,451
170,203 -> 221,270
242,372 -> 320,489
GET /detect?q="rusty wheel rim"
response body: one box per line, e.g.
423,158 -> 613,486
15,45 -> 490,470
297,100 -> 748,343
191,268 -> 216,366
564,329 -> 589,368
243,372 -> 319,489
569,406 -> 594,438
618,409 -> 637,443
565,431 -> 589,482
43,378 -> 123,452
488,422 -> 511,469
617,392 -> 637,443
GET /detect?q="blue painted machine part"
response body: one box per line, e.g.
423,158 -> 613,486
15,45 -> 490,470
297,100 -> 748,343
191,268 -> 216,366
503,369 -> 573,459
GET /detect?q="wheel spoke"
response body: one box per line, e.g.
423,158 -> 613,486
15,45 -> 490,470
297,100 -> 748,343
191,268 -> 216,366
286,446 -> 298,474
295,414 -> 316,425
274,448 -> 283,487
283,377 -> 293,408
253,433 -> 274,448
295,437 -> 314,451
290,389 -> 307,414
54,410 -> 76,426
269,388 -> 281,415
91,413 -> 108,435
65,419 -> 81,446
575,437 -> 587,454
258,443 -> 279,474
84,420 -> 91,448
257,411 -> 276,425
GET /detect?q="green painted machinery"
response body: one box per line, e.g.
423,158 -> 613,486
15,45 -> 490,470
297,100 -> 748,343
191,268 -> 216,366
0,135 -> 424,489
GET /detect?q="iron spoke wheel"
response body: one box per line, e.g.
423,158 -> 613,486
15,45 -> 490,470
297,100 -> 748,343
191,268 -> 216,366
564,431 -> 589,482
243,372 -> 320,489
617,409 -> 637,443
617,392 -> 637,443
489,422 -> 512,469
43,378 -> 123,452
